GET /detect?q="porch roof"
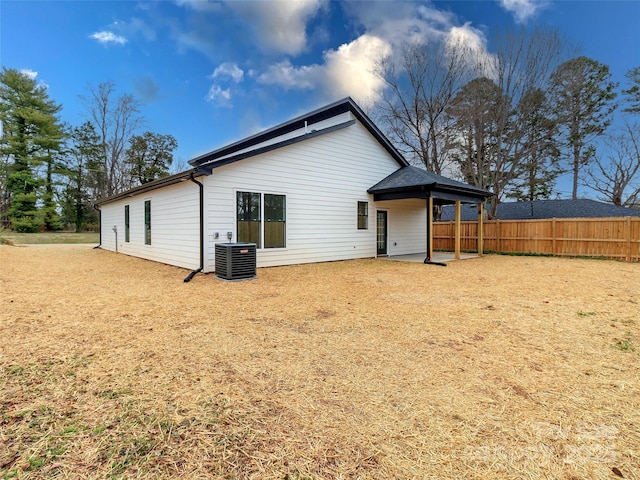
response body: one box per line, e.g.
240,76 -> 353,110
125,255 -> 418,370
368,166 -> 492,204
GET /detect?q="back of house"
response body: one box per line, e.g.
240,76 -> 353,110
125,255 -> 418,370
96,98 -> 439,273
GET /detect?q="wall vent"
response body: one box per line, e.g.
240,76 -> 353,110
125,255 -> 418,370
215,243 -> 257,280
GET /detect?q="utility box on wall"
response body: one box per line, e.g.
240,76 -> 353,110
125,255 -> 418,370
214,243 -> 257,280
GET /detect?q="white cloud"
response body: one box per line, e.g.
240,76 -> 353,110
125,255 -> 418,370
18,69 -> 50,90
211,62 -> 244,83
323,34 -> 391,104
19,69 -> 38,80
228,0 -> 327,55
447,23 -> 497,78
258,61 -> 318,90
342,1 -> 452,50
90,30 -> 127,45
206,85 -> 232,106
498,0 -> 547,23
258,34 -> 392,106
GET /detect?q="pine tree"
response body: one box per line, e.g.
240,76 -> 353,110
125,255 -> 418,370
0,68 -> 66,231
549,57 -> 618,199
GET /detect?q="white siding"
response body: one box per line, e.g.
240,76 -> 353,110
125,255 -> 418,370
375,199 -> 428,256
215,112 -> 354,161
203,119 -> 415,270
100,181 -> 200,270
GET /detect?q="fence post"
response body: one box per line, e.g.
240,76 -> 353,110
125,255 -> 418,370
455,200 -> 461,259
477,203 -> 484,256
552,218 -> 557,257
626,216 -> 632,262
496,219 -> 501,253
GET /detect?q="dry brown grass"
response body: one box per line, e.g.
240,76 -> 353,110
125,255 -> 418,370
1,245 -> 639,479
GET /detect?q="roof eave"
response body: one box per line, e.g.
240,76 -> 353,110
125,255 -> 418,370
189,97 -> 409,169
95,169 -> 204,206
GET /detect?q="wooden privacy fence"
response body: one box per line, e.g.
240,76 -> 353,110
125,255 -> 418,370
434,217 -> 640,262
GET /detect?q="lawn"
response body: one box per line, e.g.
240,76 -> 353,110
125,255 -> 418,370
0,230 -> 99,245
1,246 -> 638,479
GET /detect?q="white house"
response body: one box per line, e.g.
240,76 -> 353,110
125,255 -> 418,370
96,98 -> 490,279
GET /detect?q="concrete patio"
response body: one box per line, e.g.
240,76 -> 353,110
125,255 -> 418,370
379,252 -> 480,264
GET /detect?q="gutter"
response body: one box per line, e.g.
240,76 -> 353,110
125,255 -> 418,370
93,204 -> 101,249
184,173 -> 204,282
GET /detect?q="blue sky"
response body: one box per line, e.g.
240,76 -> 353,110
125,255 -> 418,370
2,0 -> 639,197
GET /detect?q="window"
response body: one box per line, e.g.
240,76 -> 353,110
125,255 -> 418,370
237,191 -> 286,248
124,205 -> 130,242
264,194 -> 286,248
357,201 -> 368,229
144,200 -> 151,245
237,192 -> 261,247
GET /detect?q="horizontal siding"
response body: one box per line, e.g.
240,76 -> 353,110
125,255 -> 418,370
204,119 -> 404,269
215,112 -> 354,160
376,199 -> 428,255
100,181 -> 200,270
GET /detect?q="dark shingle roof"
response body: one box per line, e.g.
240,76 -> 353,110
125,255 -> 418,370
440,199 -> 640,221
368,166 -> 492,203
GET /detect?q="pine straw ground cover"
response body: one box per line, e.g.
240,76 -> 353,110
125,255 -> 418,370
0,246 -> 638,480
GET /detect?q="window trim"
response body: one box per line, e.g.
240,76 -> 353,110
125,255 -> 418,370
357,201 -> 368,230
144,199 -> 151,245
236,190 -> 287,249
124,205 -> 130,243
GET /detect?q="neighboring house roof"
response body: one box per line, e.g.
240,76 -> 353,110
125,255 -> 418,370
190,97 -> 409,173
368,165 -> 492,204
440,199 -> 640,221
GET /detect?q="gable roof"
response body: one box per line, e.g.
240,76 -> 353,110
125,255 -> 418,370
190,97 -> 409,173
440,199 -> 640,221
97,97 -> 409,206
368,165 -> 492,204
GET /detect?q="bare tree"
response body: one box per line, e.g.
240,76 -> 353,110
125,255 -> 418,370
80,81 -> 144,198
447,77 -> 505,191
588,124 -> 640,208
444,27 -> 566,217
376,38 -> 474,176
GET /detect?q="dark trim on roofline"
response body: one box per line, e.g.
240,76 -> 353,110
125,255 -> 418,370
95,170 -> 204,206
195,120 -> 356,174
368,183 -> 492,201
189,97 -> 409,169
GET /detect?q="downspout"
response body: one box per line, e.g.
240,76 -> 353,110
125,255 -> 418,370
184,172 -> 204,282
93,204 -> 102,249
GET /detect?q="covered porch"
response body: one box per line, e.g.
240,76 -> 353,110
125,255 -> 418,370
368,166 -> 492,266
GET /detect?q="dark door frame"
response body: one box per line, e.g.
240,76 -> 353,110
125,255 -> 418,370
376,210 -> 388,256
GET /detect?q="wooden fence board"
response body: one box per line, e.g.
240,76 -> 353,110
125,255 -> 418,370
434,217 -> 640,262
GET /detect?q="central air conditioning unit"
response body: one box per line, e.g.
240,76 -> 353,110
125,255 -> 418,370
215,243 -> 257,280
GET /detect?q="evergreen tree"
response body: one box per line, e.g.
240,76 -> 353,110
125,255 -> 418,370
506,88 -> 561,201
0,68 -> 65,231
549,57 -> 618,199
60,122 -> 103,231
622,66 -> 640,114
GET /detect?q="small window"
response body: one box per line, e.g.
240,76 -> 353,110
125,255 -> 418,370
124,205 -> 130,243
264,194 -> 286,248
144,200 -> 151,245
357,201 -> 368,230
